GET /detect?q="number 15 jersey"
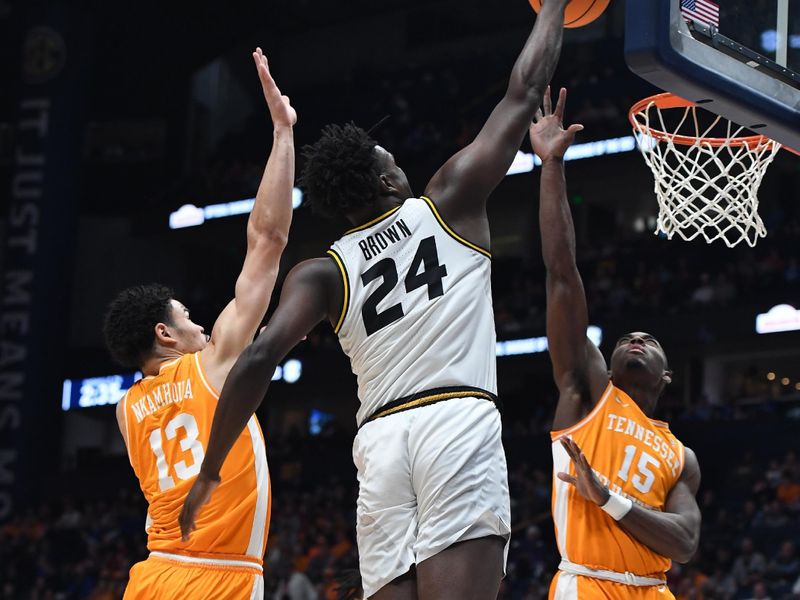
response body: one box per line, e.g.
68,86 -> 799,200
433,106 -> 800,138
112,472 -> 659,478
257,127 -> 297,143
328,196 -> 497,426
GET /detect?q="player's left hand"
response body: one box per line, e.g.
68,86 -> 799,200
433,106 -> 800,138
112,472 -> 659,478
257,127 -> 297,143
529,86 -> 583,163
557,436 -> 610,506
253,47 -> 297,128
179,471 -> 220,541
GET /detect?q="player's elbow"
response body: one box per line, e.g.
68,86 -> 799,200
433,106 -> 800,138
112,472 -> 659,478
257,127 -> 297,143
671,528 -> 700,564
247,222 -> 289,254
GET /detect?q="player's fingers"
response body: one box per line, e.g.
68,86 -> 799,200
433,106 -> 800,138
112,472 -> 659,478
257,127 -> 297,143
557,472 -> 577,485
543,86 -> 552,115
533,109 -> 543,123
555,87 -> 567,119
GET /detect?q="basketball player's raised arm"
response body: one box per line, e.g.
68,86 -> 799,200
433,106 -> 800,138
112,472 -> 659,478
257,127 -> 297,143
179,259 -> 342,539
425,0 -> 567,226
530,89 -> 607,423
202,49 -> 295,376
560,438 -> 702,563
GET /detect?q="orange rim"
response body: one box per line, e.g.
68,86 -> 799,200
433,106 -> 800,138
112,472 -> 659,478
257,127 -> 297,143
628,92 -> 791,152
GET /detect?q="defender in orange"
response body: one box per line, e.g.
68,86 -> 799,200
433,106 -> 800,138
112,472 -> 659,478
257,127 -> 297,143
529,88 -> 702,598
102,48 -> 295,600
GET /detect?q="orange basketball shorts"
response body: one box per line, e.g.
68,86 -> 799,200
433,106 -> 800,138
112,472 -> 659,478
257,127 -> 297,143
124,554 -> 263,600
549,572 -> 676,600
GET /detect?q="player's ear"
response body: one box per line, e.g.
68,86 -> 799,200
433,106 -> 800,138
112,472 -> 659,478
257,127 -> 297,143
379,173 -> 398,196
662,370 -> 673,386
154,322 -> 177,348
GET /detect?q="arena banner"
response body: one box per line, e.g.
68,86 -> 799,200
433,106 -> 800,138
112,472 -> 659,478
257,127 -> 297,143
0,4 -> 86,521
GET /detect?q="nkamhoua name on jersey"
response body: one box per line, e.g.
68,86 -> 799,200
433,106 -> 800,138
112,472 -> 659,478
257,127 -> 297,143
130,379 -> 194,423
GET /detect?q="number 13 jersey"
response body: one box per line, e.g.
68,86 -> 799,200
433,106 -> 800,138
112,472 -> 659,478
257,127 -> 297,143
123,352 -> 270,566
328,196 -> 497,426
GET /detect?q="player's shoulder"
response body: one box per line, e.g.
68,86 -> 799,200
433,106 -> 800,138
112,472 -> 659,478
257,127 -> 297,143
679,445 -> 701,491
288,256 -> 340,286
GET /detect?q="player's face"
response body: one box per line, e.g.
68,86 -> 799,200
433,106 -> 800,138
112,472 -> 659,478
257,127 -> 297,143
609,331 -> 669,383
375,145 -> 413,199
167,300 -> 209,353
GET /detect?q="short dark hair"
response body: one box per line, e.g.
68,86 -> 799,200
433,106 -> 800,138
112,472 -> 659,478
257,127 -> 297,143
299,123 -> 380,218
103,284 -> 174,369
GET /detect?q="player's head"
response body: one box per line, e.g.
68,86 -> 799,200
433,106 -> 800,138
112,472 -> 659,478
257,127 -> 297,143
609,331 -> 672,397
103,284 -> 208,369
299,123 -> 412,219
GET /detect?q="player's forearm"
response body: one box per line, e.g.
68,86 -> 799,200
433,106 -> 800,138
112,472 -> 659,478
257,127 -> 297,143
508,0 -> 566,103
200,342 -> 279,478
246,126 -> 294,251
539,158 -> 577,277
618,505 -> 700,563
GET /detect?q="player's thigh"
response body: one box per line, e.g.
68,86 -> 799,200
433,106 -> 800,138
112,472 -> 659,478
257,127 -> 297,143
415,536 -> 505,600
124,558 -> 263,600
369,568 -> 419,600
410,397 -> 510,563
354,417 -> 417,599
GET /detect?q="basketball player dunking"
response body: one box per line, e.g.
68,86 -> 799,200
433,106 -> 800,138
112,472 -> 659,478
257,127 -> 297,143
179,1 -> 569,598
103,49 -> 294,599
528,88 -> 702,599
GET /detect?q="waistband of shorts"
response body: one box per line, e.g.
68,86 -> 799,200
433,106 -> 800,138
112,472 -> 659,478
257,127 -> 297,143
559,560 -> 666,587
149,551 -> 263,573
361,385 -> 501,428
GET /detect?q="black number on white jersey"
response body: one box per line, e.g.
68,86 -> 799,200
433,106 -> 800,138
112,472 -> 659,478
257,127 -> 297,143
360,236 -> 448,336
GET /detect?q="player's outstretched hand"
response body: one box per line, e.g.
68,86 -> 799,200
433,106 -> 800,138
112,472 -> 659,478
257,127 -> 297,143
529,86 -> 583,163
179,472 -> 220,541
557,436 -> 611,506
253,47 -> 297,128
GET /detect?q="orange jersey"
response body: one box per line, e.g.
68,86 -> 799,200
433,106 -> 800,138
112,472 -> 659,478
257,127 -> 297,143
551,383 -> 685,579
123,353 -> 270,567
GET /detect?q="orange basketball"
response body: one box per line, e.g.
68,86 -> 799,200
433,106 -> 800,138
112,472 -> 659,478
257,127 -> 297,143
528,0 -> 611,28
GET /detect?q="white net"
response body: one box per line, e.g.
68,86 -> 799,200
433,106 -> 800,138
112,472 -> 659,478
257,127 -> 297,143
630,97 -> 782,247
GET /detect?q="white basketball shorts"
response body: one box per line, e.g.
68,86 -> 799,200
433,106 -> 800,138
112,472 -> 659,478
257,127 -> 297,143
352,396 -> 511,598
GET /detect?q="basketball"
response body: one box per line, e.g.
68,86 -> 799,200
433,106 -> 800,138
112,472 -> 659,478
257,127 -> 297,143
528,0 -> 611,28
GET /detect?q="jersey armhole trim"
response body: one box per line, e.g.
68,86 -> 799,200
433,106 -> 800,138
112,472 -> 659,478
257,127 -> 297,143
420,196 -> 492,259
121,389 -> 135,467
194,352 -> 221,399
326,249 -> 349,334
551,381 -> 614,440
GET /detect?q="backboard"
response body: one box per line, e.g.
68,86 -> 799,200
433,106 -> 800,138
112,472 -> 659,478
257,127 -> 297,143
624,0 -> 800,151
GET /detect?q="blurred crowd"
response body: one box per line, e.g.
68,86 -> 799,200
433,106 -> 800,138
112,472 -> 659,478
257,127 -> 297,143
3,429 -> 798,599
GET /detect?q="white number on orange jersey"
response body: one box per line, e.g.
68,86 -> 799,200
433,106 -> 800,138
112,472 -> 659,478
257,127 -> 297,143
617,444 -> 659,494
148,413 -> 205,491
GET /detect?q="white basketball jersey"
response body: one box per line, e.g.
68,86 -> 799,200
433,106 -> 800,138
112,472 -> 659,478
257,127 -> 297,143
328,196 -> 497,426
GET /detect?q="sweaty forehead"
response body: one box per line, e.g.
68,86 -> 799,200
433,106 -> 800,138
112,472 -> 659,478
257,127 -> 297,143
617,331 -> 660,344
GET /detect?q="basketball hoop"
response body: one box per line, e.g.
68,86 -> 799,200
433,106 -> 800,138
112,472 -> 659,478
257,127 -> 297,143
628,93 -> 784,248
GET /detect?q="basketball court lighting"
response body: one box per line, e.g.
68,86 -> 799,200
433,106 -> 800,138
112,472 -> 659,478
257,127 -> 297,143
781,377 -> 790,386
170,136 -> 638,229
767,372 -> 776,381
756,304 -> 800,334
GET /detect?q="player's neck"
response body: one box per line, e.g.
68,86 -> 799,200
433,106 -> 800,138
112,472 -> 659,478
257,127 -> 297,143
346,196 -> 404,227
615,381 -> 659,417
141,348 -> 184,377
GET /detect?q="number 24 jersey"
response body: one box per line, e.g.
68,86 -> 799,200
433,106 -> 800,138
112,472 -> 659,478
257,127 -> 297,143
328,196 -> 497,426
